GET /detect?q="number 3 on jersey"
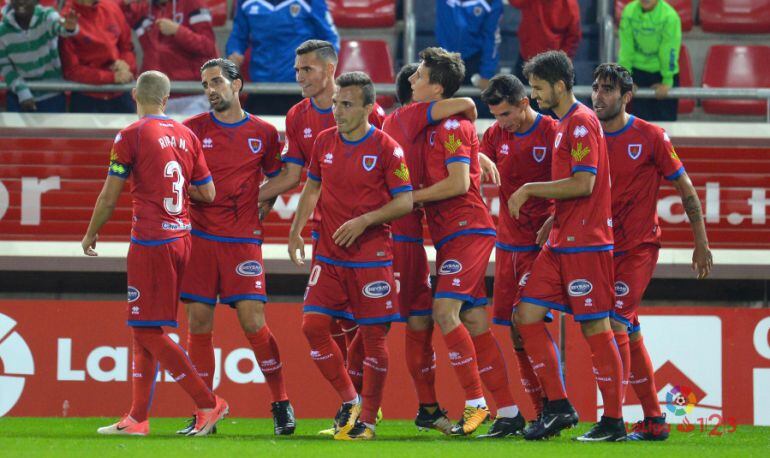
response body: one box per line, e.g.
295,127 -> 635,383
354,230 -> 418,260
164,160 -> 184,215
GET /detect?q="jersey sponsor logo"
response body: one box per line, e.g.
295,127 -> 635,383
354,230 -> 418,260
532,146 -> 547,163
394,163 -> 410,182
362,155 -> 377,171
615,281 -> 630,297
303,127 -> 312,139
438,259 -> 463,275
519,271 -> 531,287
554,132 -> 563,149
443,119 -> 461,130
290,3 -> 300,16
393,147 -> 404,159
500,144 -> 509,156
568,279 -> 593,296
128,286 -> 140,303
323,152 -> 333,164
236,260 -> 263,277
571,142 -> 590,161
248,138 -> 262,154
362,281 -> 391,298
444,134 -> 462,154
202,137 -> 213,148
573,125 -> 588,138
628,144 -> 642,160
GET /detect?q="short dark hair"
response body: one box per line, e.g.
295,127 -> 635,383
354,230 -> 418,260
335,71 -> 375,106
200,58 -> 244,92
395,63 -> 419,105
418,47 -> 465,97
523,50 -> 575,91
592,63 -> 634,96
296,39 -> 338,64
480,74 -> 527,106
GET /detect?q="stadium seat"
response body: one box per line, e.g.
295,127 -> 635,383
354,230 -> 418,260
702,45 -> 770,116
336,40 -> 395,108
205,0 -> 227,27
700,0 -> 770,33
327,0 -> 396,28
615,0 -> 693,31
678,45 -> 695,114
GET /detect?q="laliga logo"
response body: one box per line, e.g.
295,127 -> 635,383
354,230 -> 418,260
666,385 -> 698,416
0,313 -> 35,417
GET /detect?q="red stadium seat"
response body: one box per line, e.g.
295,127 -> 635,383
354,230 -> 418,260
678,45 -> 695,114
327,0 -> 396,28
336,40 -> 395,108
615,0 -> 693,31
205,0 -> 227,27
700,0 -> 770,33
702,45 -> 770,115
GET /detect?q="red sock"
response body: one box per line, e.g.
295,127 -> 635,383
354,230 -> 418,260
359,325 -> 389,425
514,348 -> 544,416
330,319 -> 348,363
128,333 -> 158,422
630,336 -> 662,417
472,330 -> 516,409
346,330 -> 365,394
614,331 -> 631,402
246,325 -> 288,403
302,313 -> 357,402
586,330 -> 624,419
133,327 -> 215,409
187,332 -> 215,390
405,327 -> 437,405
517,322 -> 567,401
442,325 -> 484,401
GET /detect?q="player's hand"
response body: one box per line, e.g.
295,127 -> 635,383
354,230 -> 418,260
692,242 -> 713,279
653,83 -> 670,99
156,18 -> 180,36
82,233 -> 99,256
111,60 -> 130,73
333,216 -> 369,248
479,153 -> 500,185
227,52 -> 245,67
288,233 -> 305,267
62,9 -> 78,32
20,99 -> 37,112
258,199 -> 276,221
114,69 -> 133,84
536,214 -> 554,246
508,186 -> 530,219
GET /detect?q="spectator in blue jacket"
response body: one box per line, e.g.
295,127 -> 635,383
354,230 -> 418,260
226,0 -> 339,115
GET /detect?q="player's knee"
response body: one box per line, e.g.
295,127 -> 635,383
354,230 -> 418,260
432,308 -> 459,331
514,301 -> 544,325
610,318 -> 628,333
406,315 -> 432,331
460,307 -> 488,336
188,314 -> 214,334
238,314 -> 265,334
301,313 -> 330,341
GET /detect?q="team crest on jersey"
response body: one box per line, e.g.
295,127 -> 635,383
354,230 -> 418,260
290,3 -> 300,16
628,144 -> 642,160
248,138 -> 262,154
532,146 -> 547,163
362,155 -> 377,171
554,132 -> 563,149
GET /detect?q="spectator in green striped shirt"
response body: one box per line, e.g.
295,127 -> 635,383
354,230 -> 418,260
0,0 -> 78,112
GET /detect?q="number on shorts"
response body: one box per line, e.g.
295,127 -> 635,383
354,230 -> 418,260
308,264 -> 322,286
163,160 -> 184,215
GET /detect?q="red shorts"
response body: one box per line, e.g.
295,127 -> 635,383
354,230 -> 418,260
180,234 -> 267,307
127,235 -> 191,327
393,238 -> 433,321
612,243 -> 659,333
303,259 -> 400,325
492,244 -> 540,326
434,234 -> 494,312
520,246 -> 614,322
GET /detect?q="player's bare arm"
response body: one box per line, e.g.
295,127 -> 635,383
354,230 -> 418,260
673,172 -> 713,279
430,97 -> 478,122
187,181 -> 216,203
535,214 -> 555,246
478,152 -> 501,185
508,171 -> 595,219
81,175 -> 127,256
412,162 -> 470,204
333,191 -> 413,248
259,163 -> 303,202
288,178 -> 321,266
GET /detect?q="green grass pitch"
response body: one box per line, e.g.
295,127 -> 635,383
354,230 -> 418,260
1,418 -> 768,457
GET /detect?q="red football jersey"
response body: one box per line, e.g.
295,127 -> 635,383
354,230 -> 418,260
381,101 -> 435,240
422,116 -> 496,248
182,112 -> 282,241
307,126 -> 412,264
481,114 -> 556,247
605,116 -> 685,252
108,115 -> 211,242
548,102 -> 613,251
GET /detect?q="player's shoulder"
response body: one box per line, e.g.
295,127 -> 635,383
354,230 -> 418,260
316,125 -> 338,142
538,113 -> 559,131
482,121 -> 503,140
371,103 -> 386,119
373,127 -> 401,150
246,113 -> 279,134
182,111 -> 211,128
565,104 -> 601,133
285,98 -> 311,123
439,115 -> 475,133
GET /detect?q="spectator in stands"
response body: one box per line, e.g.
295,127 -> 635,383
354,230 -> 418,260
119,0 -> 218,115
226,0 -> 340,115
60,0 -> 136,113
618,0 -> 682,121
0,0 -> 78,112
435,0 -> 503,91
508,0 -> 582,84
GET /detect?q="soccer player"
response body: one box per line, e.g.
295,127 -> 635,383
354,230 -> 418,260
479,74 -> 557,423
590,63 -> 712,440
176,58 -> 295,435
289,72 -> 413,440
81,70 -> 227,436
509,50 -> 625,441
410,47 -> 524,437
